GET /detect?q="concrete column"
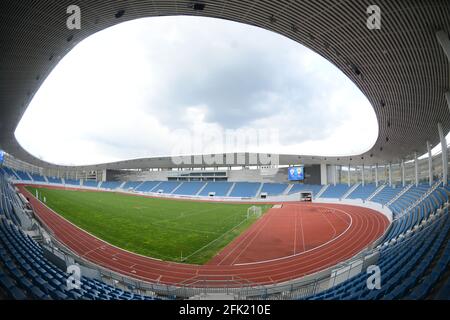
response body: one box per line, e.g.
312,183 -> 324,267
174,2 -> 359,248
333,165 -> 337,186
438,123 -> 448,185
347,165 -> 351,187
375,164 -> 379,187
427,141 -> 433,186
414,152 -> 419,186
361,164 -> 365,186
320,163 -> 328,185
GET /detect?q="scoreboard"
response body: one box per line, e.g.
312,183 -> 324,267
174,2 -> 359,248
287,166 -> 304,181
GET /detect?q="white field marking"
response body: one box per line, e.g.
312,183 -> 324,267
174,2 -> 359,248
318,207 -> 338,240
228,212 -> 276,265
80,245 -> 106,258
154,204 -> 247,236
181,210 -> 259,262
215,209 -> 274,265
234,205 -> 353,266
149,221 -> 220,236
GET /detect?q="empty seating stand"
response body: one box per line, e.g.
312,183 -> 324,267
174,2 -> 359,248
371,185 -> 405,205
198,182 -> 233,197
46,177 -> 62,184
0,173 -> 159,300
304,208 -> 449,300
320,184 -> 351,199
389,185 -> 430,217
288,184 -> 323,198
121,181 -> 142,190
1,167 -> 19,179
153,181 -> 180,194
83,180 -> 99,188
30,174 -> 46,183
64,179 -> 80,186
1,167 -> 449,300
229,182 -> 261,198
15,171 -> 31,181
100,181 -> 122,190
172,182 -> 205,195
259,183 -> 288,196
347,184 -> 377,200
135,181 -> 161,193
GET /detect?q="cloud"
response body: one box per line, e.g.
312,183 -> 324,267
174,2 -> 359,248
14,16 -> 378,166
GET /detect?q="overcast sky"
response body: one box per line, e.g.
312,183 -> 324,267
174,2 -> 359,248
15,16 -> 379,166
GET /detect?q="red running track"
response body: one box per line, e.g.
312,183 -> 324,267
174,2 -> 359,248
18,185 -> 389,287
208,204 -> 353,266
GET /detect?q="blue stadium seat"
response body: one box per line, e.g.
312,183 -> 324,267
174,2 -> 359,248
198,182 -> 233,196
229,182 -> 261,198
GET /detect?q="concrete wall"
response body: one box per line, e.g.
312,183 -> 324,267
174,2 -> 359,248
304,164 -> 321,185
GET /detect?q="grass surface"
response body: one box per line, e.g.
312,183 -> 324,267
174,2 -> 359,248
26,186 -> 270,264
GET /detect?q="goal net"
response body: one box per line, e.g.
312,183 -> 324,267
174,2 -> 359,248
247,205 -> 262,219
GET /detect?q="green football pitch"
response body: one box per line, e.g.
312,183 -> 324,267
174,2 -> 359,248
26,186 -> 271,265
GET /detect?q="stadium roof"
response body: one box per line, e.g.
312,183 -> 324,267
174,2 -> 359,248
0,0 -> 449,170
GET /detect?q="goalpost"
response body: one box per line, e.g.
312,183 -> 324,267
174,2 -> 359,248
247,205 -> 262,219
